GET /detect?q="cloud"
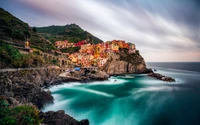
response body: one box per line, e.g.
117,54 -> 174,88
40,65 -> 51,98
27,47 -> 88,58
1,0 -> 200,61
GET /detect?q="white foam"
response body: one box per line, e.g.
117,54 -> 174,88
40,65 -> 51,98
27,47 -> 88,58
49,82 -> 83,90
49,77 -> 127,90
86,77 -> 127,85
42,96 -> 73,112
133,86 -> 180,93
69,87 -> 115,97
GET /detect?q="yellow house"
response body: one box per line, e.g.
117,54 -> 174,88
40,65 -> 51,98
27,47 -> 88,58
25,41 -> 30,48
112,43 -> 119,52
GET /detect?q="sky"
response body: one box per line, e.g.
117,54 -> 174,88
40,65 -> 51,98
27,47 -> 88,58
0,0 -> 200,62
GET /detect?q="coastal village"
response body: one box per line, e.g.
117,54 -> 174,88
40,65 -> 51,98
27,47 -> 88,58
0,6 -> 179,125
55,40 -> 137,68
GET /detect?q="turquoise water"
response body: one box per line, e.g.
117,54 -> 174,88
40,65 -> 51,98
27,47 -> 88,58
42,68 -> 200,125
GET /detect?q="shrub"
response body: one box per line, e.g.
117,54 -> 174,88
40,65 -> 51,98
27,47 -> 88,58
0,98 -> 42,125
23,30 -> 31,38
11,30 -> 25,40
136,50 -> 140,55
2,26 -> 13,34
91,70 -> 96,74
60,47 -> 80,53
51,59 -> 58,65
0,42 -> 45,68
32,27 -> 37,33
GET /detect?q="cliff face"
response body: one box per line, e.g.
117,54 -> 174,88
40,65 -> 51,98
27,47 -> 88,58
0,68 -> 63,109
102,50 -> 148,75
0,67 -> 89,125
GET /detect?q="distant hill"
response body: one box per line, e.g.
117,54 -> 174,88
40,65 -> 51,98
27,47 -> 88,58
0,7 -> 102,53
0,8 -> 56,52
36,24 -> 103,44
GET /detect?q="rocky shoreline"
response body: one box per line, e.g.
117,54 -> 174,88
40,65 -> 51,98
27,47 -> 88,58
0,67 -> 96,125
0,66 -> 175,125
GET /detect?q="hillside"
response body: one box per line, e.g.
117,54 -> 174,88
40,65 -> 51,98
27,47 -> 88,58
36,24 -> 103,44
0,8 -> 56,52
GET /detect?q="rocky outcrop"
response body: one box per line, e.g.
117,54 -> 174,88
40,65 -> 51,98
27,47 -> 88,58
64,69 -> 109,82
102,50 -> 149,75
0,68 -> 62,109
148,72 -> 175,82
40,110 -> 89,125
0,67 -> 89,125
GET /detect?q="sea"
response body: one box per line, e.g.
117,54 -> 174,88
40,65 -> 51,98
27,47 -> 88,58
42,62 -> 200,125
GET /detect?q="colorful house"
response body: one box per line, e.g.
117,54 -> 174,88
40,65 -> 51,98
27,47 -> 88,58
25,41 -> 30,48
74,40 -> 87,47
67,39 -> 136,67
55,40 -> 69,49
129,44 -> 136,54
97,58 -> 108,67
112,43 -> 119,52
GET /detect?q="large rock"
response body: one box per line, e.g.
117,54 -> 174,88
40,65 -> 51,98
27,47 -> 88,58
106,60 -> 128,74
103,50 -> 149,75
40,110 -> 89,125
0,68 -> 62,109
148,72 -> 175,82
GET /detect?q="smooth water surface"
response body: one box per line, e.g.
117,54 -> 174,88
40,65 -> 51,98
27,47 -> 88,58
43,63 -> 200,125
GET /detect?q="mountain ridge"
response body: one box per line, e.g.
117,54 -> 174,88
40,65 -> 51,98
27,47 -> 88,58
0,7 -> 102,53
36,24 -> 103,44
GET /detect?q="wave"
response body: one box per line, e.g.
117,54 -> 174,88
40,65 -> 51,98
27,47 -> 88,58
80,88 -> 114,97
85,77 -> 128,85
41,95 -> 74,112
65,87 -> 115,97
49,85 -> 115,98
133,86 -> 181,93
49,77 -> 127,88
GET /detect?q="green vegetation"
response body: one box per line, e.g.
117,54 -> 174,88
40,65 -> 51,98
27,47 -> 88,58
51,59 -> 59,65
32,27 -> 37,33
36,24 -> 103,44
0,8 -> 56,52
60,46 -> 80,53
0,8 -> 102,53
0,97 -> 42,125
91,70 -> 96,74
119,49 -> 140,64
136,50 -> 140,55
0,42 -> 45,68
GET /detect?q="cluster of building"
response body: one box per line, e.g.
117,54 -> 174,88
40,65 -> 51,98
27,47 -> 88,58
66,40 -> 136,68
55,40 -> 87,49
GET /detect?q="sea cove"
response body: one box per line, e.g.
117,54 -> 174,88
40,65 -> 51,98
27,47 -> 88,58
42,65 -> 200,125
1,1 -> 200,124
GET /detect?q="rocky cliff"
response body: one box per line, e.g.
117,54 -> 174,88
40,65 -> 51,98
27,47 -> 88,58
102,49 -> 150,75
0,67 -> 89,125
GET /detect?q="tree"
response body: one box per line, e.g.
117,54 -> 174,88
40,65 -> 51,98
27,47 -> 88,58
2,26 -> 13,35
32,27 -> 37,33
11,30 -> 25,40
23,30 -> 31,38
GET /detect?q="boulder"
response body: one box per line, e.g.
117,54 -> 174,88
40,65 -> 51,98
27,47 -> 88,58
148,72 -> 175,82
103,51 -> 149,75
40,110 -> 89,125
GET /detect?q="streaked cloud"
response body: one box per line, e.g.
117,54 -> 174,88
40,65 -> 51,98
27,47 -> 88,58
0,0 -> 200,62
